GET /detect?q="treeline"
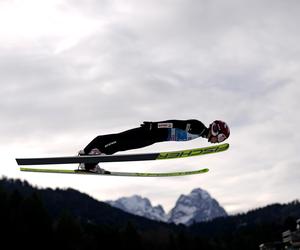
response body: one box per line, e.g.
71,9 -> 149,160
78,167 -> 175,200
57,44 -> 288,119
0,178 -> 299,250
0,186 -> 156,250
0,185 -> 201,250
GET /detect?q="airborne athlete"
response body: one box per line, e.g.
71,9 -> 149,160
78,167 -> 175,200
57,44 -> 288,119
78,119 -> 230,173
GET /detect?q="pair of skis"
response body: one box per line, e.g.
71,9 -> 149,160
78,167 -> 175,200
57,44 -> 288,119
17,143 -> 229,177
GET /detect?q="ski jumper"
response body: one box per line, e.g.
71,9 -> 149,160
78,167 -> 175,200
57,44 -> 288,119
83,119 -> 209,155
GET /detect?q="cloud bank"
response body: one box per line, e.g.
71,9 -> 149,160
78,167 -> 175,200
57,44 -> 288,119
1,0 -> 299,213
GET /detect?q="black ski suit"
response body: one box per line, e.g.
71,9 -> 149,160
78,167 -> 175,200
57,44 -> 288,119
83,119 -> 209,155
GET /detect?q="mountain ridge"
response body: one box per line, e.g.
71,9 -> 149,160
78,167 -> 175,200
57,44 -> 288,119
107,187 -> 228,225
107,195 -> 168,222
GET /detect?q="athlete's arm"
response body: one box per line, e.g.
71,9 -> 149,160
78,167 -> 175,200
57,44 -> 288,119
141,119 -> 209,137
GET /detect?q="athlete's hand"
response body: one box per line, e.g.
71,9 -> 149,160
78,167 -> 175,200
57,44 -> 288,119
140,121 -> 154,130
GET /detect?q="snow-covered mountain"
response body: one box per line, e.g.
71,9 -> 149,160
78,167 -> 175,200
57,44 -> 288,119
106,195 -> 168,222
168,188 -> 227,225
106,188 -> 227,226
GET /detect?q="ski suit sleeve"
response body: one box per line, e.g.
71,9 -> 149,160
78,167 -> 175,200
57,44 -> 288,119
141,119 -> 209,137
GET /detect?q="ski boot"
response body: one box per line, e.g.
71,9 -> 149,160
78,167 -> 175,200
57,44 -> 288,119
78,149 -> 106,174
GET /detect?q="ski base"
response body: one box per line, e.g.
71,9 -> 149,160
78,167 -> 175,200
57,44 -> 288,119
20,167 -> 209,177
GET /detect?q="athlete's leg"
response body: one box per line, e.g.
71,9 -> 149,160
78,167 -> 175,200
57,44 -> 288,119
83,127 -> 167,155
83,133 -> 118,154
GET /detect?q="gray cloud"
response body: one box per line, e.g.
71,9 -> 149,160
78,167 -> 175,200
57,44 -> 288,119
1,0 -> 300,213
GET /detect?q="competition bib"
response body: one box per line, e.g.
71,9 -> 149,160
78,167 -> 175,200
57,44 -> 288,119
167,128 -> 199,141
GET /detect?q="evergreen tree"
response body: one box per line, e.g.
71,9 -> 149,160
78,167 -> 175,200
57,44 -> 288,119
122,222 -> 142,250
20,192 -> 53,250
54,210 -> 83,250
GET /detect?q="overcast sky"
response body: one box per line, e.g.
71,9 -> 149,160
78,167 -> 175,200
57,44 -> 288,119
1,0 -> 300,214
